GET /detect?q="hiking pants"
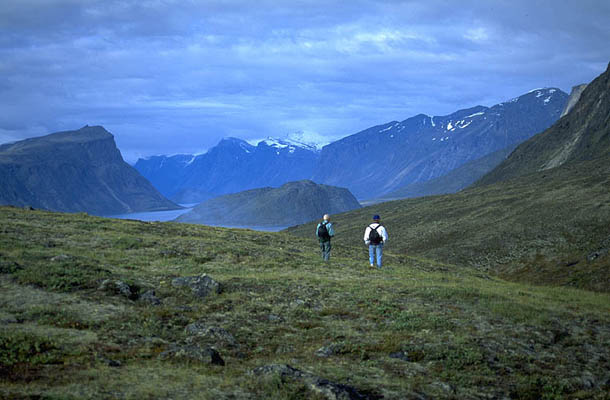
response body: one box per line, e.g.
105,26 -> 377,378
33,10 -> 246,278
320,240 -> 331,261
369,243 -> 383,268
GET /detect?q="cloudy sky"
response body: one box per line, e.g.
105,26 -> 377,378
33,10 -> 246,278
1,0 -> 609,162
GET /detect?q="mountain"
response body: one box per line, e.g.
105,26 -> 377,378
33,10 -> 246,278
477,62 -> 610,186
131,154 -> 195,198
135,137 -> 320,203
0,126 -> 179,215
175,180 -> 360,227
312,88 -> 568,199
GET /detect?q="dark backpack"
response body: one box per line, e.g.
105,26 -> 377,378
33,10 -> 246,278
317,222 -> 331,240
368,225 -> 383,245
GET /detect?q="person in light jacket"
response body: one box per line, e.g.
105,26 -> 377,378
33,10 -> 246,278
364,214 -> 388,268
316,214 -> 335,262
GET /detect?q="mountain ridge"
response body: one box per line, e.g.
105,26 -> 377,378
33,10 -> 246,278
313,88 -> 568,198
135,137 -> 321,203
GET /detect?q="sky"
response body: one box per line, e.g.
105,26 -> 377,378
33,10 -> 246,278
1,0 -> 609,163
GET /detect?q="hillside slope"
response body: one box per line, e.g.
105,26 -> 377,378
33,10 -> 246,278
176,180 -> 361,227
1,206 -> 609,399
0,126 -> 178,215
477,62 -> 610,186
288,156 -> 610,291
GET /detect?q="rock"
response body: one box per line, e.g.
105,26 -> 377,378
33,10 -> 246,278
0,260 -> 22,274
99,279 -> 137,300
578,371 -> 596,390
0,312 -> 18,325
252,364 -> 304,379
171,274 -> 222,300
159,344 -> 225,366
140,289 -> 161,305
389,351 -> 410,362
252,364 -> 378,400
587,248 -> 608,262
427,381 -> 454,395
99,356 -> 122,367
185,322 -> 236,346
267,314 -> 284,323
51,254 -> 72,262
316,343 -> 344,358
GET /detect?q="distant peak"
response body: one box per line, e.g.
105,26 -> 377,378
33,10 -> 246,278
258,137 -> 318,152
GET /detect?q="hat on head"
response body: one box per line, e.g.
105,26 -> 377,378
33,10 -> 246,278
373,214 -> 380,221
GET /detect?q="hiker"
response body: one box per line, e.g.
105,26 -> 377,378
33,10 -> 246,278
364,215 -> 388,268
316,214 -> 335,262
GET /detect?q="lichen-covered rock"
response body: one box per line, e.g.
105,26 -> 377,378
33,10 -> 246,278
51,254 -> 72,262
98,279 -> 137,300
159,344 -> 224,366
316,343 -> 345,358
139,289 -> 161,305
252,364 -> 377,400
185,322 -> 236,346
389,351 -> 410,362
171,274 -> 222,300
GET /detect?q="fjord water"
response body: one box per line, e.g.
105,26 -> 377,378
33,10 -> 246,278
106,204 -> 196,222
107,204 -> 288,231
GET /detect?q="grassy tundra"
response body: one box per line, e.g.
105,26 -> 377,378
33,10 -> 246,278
1,206 -> 609,399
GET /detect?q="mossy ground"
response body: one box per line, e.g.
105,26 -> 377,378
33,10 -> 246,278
1,206 -> 609,399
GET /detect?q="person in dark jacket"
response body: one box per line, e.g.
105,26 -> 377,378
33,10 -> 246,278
316,214 -> 335,262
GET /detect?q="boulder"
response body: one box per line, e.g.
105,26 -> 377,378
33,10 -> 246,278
252,364 -> 378,400
159,344 -> 224,366
98,279 -> 137,300
140,289 -> 161,305
389,351 -> 411,362
51,254 -> 72,262
185,322 -> 236,346
171,274 -> 222,300
316,343 -> 345,358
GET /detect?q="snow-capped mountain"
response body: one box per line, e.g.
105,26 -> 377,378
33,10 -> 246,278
134,137 -> 320,203
312,88 -> 568,199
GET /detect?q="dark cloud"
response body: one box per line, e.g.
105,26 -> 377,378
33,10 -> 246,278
1,0 -> 609,162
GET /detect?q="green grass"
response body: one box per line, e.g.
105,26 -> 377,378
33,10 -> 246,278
0,206 -> 609,399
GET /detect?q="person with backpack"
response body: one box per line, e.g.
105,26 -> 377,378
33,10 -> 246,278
316,214 -> 335,262
364,215 -> 388,269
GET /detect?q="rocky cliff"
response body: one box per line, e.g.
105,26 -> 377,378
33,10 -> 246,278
560,84 -> 588,117
0,126 -> 179,215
